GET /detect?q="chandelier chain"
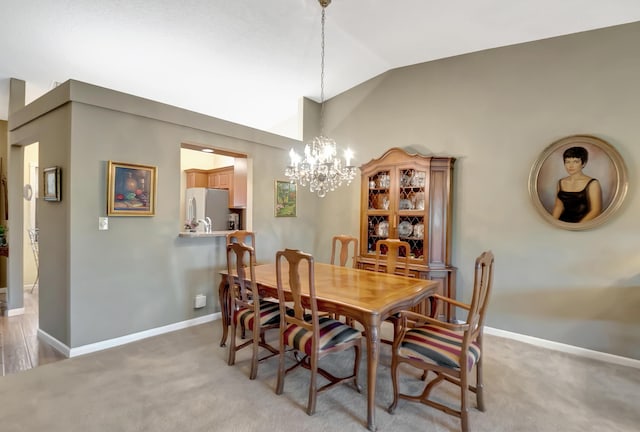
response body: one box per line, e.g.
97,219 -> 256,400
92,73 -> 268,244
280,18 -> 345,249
284,0 -> 356,198
319,6 -> 326,134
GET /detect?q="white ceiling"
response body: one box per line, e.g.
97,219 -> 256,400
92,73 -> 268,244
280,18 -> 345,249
2,0 -> 640,139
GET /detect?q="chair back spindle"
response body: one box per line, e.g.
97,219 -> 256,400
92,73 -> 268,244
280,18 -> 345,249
374,239 -> 410,276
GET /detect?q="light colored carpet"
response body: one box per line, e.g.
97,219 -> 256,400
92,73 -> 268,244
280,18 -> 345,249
1,321 -> 638,432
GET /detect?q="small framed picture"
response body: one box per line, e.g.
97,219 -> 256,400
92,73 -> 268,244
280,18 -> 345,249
528,135 -> 628,230
43,166 -> 62,202
107,161 -> 157,216
275,180 -> 296,217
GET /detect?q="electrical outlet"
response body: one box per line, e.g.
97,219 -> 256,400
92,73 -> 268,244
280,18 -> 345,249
194,294 -> 206,309
98,217 -> 109,230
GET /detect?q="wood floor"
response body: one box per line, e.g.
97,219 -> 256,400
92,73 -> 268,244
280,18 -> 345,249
0,287 -> 66,376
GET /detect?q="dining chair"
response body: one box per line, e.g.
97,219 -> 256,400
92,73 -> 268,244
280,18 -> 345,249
388,251 -> 495,432
226,230 -> 258,338
274,248 -> 362,415
226,242 -> 280,380
374,238 -> 411,276
226,230 -> 256,265
330,234 -> 358,268
373,239 -> 411,343
329,234 -> 359,325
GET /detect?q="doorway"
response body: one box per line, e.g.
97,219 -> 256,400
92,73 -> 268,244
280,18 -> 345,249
23,143 -> 39,292
180,143 -> 251,231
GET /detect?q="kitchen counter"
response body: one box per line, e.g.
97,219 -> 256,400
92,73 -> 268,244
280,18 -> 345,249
178,231 -> 234,238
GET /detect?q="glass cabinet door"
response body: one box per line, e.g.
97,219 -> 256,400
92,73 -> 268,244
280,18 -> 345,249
397,168 -> 427,262
365,169 -> 391,254
364,167 -> 428,264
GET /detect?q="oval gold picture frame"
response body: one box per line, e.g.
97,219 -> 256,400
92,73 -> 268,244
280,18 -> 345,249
528,135 -> 628,231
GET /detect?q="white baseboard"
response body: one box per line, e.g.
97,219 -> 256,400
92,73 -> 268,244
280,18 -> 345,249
4,307 -> 25,317
485,326 -> 640,370
37,313 -> 221,358
38,329 -> 71,357
35,317 -> 638,369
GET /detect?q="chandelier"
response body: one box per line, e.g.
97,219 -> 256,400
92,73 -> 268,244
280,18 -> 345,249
284,0 -> 356,198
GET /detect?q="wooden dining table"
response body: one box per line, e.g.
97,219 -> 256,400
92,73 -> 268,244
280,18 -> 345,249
218,261 -> 439,431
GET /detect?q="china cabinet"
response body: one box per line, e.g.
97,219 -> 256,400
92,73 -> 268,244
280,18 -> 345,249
357,148 -> 456,320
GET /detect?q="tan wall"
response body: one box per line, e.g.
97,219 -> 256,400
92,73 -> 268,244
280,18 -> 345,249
0,120 -> 6,287
8,80 -> 309,348
316,22 -> 640,359
7,22 -> 640,359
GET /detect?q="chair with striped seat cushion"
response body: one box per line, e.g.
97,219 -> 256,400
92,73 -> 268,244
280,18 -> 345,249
388,251 -> 495,432
283,316 -> 362,355
226,242 -> 280,380
274,248 -> 362,416
398,325 -> 481,371
225,230 -> 258,340
234,300 -> 281,330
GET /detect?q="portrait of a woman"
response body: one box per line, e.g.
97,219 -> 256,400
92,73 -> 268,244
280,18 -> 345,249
529,134 -> 628,231
551,146 -> 602,223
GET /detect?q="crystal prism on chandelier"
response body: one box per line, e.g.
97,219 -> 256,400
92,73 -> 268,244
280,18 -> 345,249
285,135 -> 356,198
283,0 -> 356,197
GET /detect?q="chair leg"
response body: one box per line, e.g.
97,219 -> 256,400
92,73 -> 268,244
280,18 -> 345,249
352,345 -> 362,392
476,357 -> 485,411
31,273 -> 40,294
460,366 -> 470,432
248,325 -> 260,380
31,271 -> 39,293
275,336 -> 286,395
307,353 -> 318,415
227,316 -> 238,366
387,352 -> 400,414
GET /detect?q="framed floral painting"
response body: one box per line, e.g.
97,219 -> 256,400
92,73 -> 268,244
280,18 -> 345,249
274,180 -> 296,217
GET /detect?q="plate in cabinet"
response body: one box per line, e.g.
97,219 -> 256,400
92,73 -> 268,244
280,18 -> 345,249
413,223 -> 424,239
399,199 -> 413,210
398,221 -> 413,237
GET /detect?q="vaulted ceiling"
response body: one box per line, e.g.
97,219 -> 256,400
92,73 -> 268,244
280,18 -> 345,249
2,0 -> 640,138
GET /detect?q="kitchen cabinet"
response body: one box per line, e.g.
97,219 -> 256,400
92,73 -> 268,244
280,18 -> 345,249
185,161 -> 247,208
357,147 -> 456,320
185,169 -> 209,188
207,166 -> 232,189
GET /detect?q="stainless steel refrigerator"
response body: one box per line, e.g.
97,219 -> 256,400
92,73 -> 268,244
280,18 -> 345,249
185,187 -> 230,232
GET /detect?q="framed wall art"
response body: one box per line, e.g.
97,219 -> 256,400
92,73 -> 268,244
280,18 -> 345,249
275,180 -> 296,217
107,161 -> 157,216
528,135 -> 628,231
43,166 -> 61,202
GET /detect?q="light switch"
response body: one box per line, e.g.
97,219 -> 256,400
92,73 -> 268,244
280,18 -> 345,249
98,217 -> 109,231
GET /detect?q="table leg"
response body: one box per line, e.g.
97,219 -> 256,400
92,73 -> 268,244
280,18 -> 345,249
364,321 -> 381,431
218,275 -> 230,347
